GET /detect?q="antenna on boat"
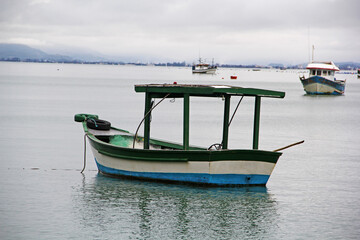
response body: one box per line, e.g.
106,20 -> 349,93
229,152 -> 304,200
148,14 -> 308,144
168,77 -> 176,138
311,45 -> 315,63
307,26 -> 310,63
198,47 -> 201,64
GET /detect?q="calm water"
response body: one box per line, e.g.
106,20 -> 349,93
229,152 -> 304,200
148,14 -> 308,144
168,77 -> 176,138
0,62 -> 359,239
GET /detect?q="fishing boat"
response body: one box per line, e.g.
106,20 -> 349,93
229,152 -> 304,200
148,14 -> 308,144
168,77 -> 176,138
192,58 -> 217,74
75,84 -> 300,186
299,61 -> 346,95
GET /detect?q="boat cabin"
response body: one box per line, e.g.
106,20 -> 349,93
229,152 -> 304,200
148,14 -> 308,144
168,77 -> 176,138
306,61 -> 339,81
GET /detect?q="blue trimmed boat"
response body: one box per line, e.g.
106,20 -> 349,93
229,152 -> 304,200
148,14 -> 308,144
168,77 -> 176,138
192,58 -> 217,74
75,84 -> 293,186
300,61 -> 346,95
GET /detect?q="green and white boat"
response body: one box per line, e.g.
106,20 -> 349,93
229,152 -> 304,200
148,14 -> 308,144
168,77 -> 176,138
75,84 -> 289,186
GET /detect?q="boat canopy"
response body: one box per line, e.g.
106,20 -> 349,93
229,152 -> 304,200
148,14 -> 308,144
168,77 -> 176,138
134,84 -> 285,151
135,84 -> 285,98
306,62 -> 339,71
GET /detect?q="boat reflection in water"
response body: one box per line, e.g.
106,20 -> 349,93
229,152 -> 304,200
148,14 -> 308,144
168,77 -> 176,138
73,174 -> 279,239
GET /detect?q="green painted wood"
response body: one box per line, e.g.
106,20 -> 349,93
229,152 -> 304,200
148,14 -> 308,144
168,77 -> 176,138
135,84 -> 285,98
183,93 -> 190,150
98,150 -> 189,162
132,84 -> 284,152
144,92 -> 152,149
149,138 -> 205,150
222,95 -> 231,149
253,96 -> 261,149
86,133 -> 282,164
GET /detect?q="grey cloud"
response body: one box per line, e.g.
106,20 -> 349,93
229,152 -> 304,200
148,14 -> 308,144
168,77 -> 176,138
0,0 -> 359,64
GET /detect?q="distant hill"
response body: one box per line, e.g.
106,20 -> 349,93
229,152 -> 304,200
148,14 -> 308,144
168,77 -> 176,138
0,43 -> 73,62
268,63 -> 284,68
0,43 -> 359,69
336,62 -> 360,70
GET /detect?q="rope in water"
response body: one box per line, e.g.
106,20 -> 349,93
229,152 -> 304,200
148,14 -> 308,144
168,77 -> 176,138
81,133 -> 87,173
132,93 -> 171,148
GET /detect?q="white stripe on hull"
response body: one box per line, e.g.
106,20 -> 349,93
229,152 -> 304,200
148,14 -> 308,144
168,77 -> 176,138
91,147 -> 276,176
192,69 -> 216,74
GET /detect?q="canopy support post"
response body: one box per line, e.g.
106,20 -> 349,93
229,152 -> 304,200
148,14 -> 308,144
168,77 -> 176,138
183,93 -> 190,150
144,92 -> 152,149
253,96 -> 261,149
222,95 -> 231,149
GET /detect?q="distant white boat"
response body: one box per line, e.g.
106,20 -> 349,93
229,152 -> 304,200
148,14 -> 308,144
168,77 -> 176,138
192,58 -> 217,74
299,61 -> 346,95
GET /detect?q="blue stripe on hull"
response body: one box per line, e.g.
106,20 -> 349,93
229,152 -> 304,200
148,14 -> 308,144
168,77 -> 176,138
95,159 -> 270,186
305,91 -> 343,96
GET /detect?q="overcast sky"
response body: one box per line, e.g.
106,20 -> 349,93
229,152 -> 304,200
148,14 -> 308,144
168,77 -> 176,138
0,0 -> 359,64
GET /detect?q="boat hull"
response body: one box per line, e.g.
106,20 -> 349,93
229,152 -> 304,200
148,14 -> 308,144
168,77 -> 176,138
192,68 -> 217,74
300,76 -> 345,95
87,135 -> 281,186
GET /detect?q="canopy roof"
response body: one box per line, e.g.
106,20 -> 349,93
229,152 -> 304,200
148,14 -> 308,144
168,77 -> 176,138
306,61 -> 340,71
135,84 -> 285,98
135,83 -> 285,151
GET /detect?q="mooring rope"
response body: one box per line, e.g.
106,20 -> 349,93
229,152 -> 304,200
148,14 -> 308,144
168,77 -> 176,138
133,93 -> 171,148
81,133 -> 87,173
89,118 -> 98,127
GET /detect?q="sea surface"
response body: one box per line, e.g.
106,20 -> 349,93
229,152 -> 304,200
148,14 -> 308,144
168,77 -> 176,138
0,62 -> 359,239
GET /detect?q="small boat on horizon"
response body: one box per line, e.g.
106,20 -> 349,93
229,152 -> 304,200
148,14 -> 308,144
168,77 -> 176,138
299,61 -> 346,95
192,58 -> 217,74
75,84 -> 302,186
